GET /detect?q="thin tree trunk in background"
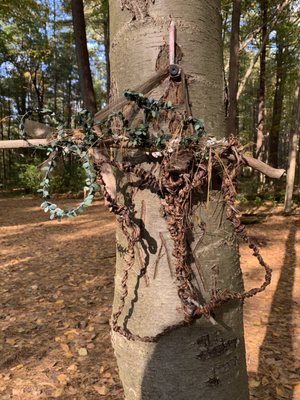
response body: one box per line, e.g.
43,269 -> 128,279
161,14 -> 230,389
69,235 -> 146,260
53,0 -> 58,114
222,8 -> 229,46
269,43 -> 286,168
226,0 -> 241,136
297,147 -> 300,185
237,0 -> 289,100
103,3 -> 110,103
252,80 -> 258,157
32,69 -> 45,112
109,1 -> 249,399
284,64 -> 300,213
255,0 -> 268,160
7,101 -> 11,185
71,0 -> 97,113
21,76 -> 27,115
66,77 -> 72,127
0,102 -> 7,187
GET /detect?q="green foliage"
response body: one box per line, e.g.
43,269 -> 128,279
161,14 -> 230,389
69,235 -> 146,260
0,0 -> 106,118
100,92 -> 206,149
47,162 -> 86,194
254,196 -> 263,206
124,91 -> 174,118
15,163 -> 42,193
9,156 -> 86,195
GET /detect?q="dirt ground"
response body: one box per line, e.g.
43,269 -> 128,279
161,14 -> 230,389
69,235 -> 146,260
0,197 -> 299,399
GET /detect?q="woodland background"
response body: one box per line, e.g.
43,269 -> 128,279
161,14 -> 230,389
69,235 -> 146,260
0,0 -> 299,205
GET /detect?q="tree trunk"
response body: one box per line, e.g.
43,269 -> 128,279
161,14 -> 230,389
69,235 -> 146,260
71,0 -> 97,113
66,76 -> 72,127
109,1 -> 249,399
255,0 -> 268,160
103,1 -> 110,103
7,101 -> 11,185
269,42 -> 286,168
226,0 -> 241,136
284,64 -> 300,213
53,0 -> 58,115
0,101 -> 6,187
237,0 -> 289,101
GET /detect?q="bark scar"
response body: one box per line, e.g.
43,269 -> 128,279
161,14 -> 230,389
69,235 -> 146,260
120,0 -> 155,20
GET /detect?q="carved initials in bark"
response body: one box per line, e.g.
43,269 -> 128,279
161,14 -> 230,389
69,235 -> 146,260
120,0 -> 155,20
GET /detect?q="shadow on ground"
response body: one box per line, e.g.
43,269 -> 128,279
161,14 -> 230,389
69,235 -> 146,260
249,219 -> 299,399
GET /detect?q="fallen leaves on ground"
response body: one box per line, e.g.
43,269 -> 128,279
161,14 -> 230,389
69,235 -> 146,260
0,197 -> 299,399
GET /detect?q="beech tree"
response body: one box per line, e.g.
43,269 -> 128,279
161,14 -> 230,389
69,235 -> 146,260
107,1 -> 250,399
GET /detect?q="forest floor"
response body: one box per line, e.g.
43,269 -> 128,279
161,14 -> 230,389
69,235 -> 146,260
0,196 -> 299,400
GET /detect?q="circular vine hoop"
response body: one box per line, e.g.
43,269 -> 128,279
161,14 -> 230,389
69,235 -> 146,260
19,108 -> 99,220
39,147 -> 99,220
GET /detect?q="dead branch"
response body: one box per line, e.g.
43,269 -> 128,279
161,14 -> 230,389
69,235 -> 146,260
0,139 -> 48,149
227,154 -> 285,179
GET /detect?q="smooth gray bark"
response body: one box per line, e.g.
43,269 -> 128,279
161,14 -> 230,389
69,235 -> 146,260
109,1 -> 249,399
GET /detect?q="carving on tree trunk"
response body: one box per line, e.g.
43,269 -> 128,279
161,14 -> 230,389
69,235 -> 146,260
120,0 -> 155,20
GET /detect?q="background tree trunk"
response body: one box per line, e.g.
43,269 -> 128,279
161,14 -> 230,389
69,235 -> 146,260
269,41 -> 286,168
0,101 -> 6,187
71,0 -> 97,113
103,0 -> 110,104
255,0 -> 268,160
284,64 -> 300,213
109,1 -> 249,399
52,0 -> 58,115
226,0 -> 241,136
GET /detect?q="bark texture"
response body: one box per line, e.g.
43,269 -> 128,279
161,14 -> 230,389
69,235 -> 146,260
226,0 -> 241,136
71,0 -> 97,113
109,1 -> 249,399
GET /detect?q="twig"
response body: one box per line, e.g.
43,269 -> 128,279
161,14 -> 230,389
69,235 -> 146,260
159,232 -> 173,278
207,148 -> 212,204
153,238 -> 165,279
